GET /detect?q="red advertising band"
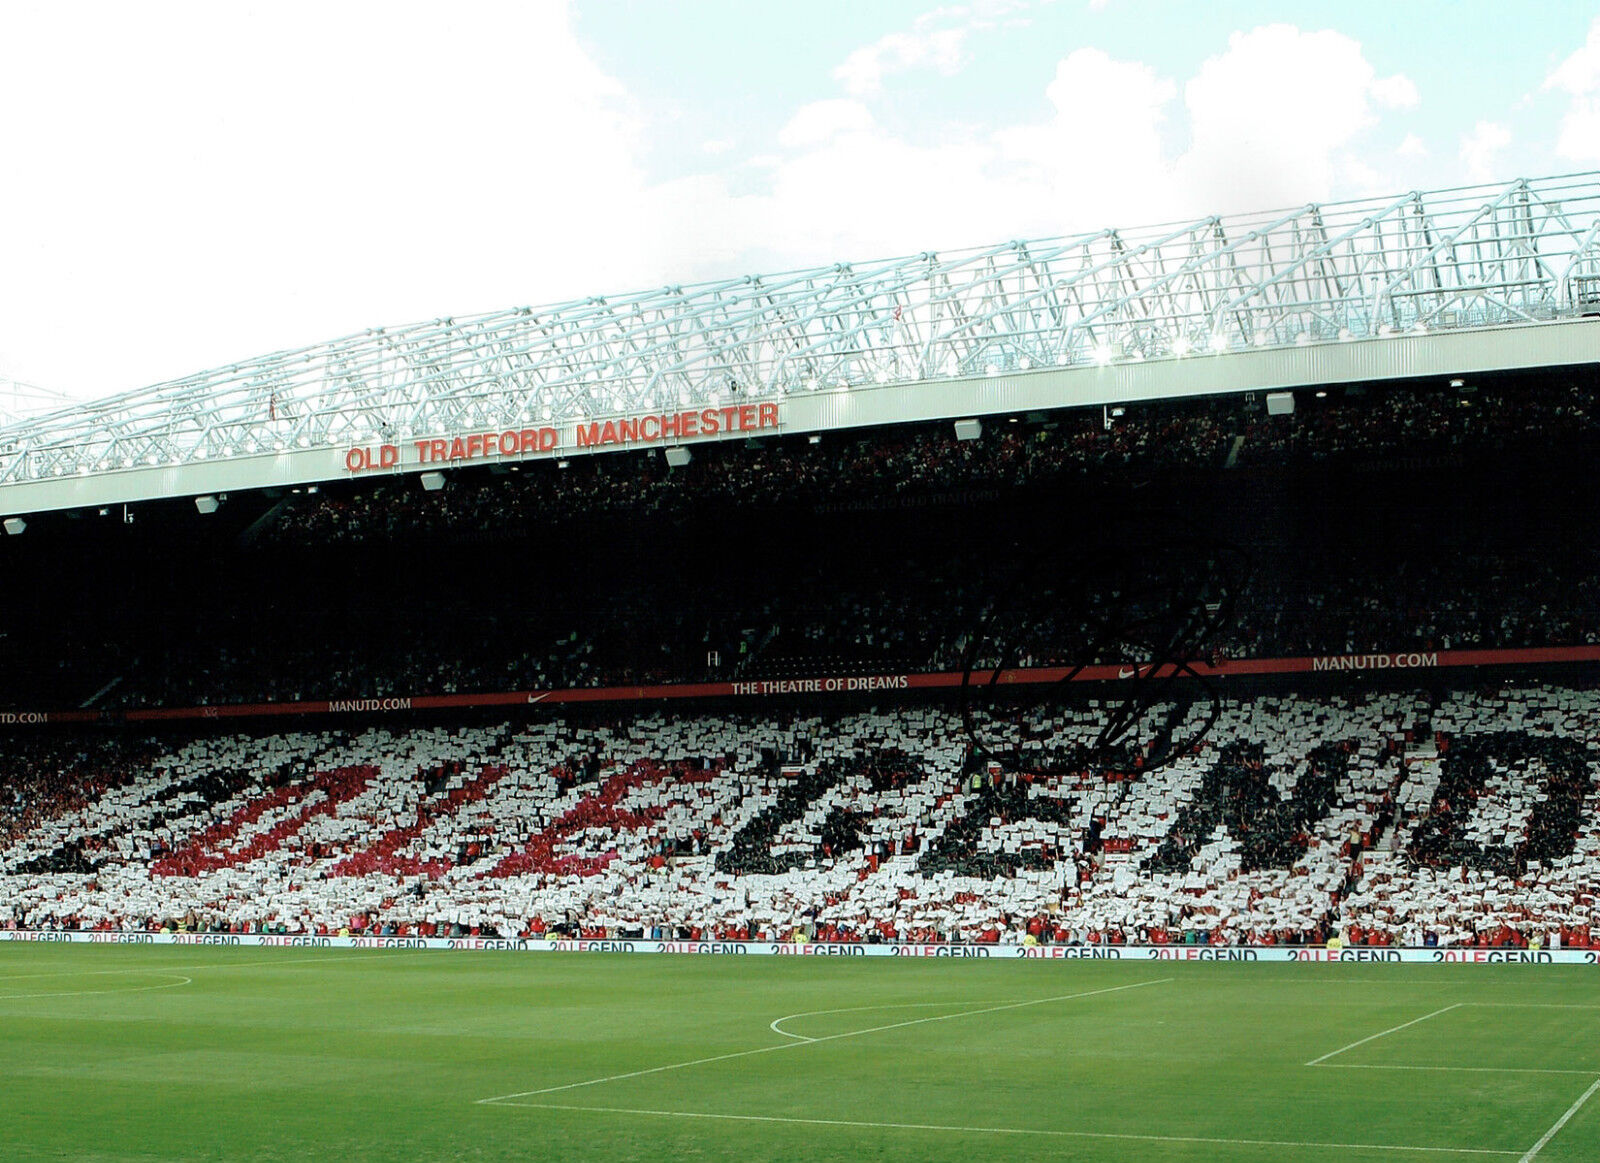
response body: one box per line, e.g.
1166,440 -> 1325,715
0,644 -> 1592,727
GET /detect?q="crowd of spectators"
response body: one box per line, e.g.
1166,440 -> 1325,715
0,738 -> 153,859
1234,378 -> 1600,466
4,379 -> 1600,715
264,378 -> 1598,548
263,400 -> 1240,547
72,537 -> 1600,713
2,686 -> 1596,948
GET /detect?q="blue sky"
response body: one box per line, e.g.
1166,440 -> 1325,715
1,0 -> 1597,400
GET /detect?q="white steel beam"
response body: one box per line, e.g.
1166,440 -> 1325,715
0,173 -> 1595,515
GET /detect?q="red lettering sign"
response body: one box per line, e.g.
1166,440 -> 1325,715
346,406 -> 780,473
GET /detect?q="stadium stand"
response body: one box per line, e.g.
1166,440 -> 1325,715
2,326 -> 1599,951
262,377 -> 1600,548
3,686 -> 1596,949
56,534 -> 1600,711
0,373 -> 1594,716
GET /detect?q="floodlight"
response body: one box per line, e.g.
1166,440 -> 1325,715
194,495 -> 219,515
1266,392 -> 1295,416
953,419 -> 982,442
419,472 -> 446,491
3,517 -> 25,535
665,447 -> 691,468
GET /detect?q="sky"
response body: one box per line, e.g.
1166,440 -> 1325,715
1,0 -> 1598,401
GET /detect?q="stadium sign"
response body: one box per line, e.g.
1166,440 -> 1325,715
1311,652 -> 1440,672
5,646 -> 1600,729
4,931 -> 1597,964
343,403 -> 782,474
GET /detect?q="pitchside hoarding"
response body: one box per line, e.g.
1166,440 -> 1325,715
3,932 -> 1594,964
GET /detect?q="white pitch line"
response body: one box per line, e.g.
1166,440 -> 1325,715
0,966 -> 195,983
478,977 -> 1171,1104
500,1101 -> 1520,1156
1466,1003 -> 1600,1010
0,950 -> 439,983
1519,1076 -> 1600,1162
768,1000 -> 1022,1043
0,974 -> 192,1001
1314,1063 -> 1600,1077
1306,1003 -> 1465,1066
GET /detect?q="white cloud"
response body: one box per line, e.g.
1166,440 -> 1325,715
1553,100 -> 1600,162
664,44 -> 1184,273
778,100 -> 877,149
831,2 -> 1037,98
1397,133 -> 1429,158
994,48 -> 1178,228
835,25 -> 969,97
1545,18 -> 1600,163
686,24 -> 1420,268
756,23 -> 1422,259
1371,73 -> 1420,110
0,9 -> 1455,400
1459,120 -> 1512,181
1177,25 -> 1412,212
0,1 -> 658,396
1545,17 -> 1600,95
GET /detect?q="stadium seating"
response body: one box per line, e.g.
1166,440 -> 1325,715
71,533 -> 1600,714
266,379 -> 1600,549
4,377 -> 1600,717
3,686 -> 1596,948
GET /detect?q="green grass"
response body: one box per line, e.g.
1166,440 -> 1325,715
2,946 -> 1598,1161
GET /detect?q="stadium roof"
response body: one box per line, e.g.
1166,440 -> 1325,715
2,171 -> 1599,518
0,376 -> 72,429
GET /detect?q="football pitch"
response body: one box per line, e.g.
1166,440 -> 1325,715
2,947 -> 1598,1161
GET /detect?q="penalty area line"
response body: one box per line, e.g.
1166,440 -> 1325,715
1306,1003 -> 1464,1066
1519,1076 -> 1600,1162
495,1102 -> 1520,1156
477,977 -> 1170,1104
